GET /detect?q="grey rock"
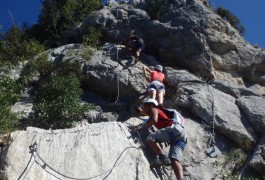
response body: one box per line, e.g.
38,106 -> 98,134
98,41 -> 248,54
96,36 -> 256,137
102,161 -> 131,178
249,134 -> 265,175
10,100 -> 33,119
71,0 -> 265,85
84,110 -> 118,123
211,79 -> 260,98
0,114 -> 242,180
175,83 -> 256,150
165,67 -> 202,87
0,122 -> 156,180
83,43 -> 148,99
237,96 -> 265,136
2,0 -> 265,178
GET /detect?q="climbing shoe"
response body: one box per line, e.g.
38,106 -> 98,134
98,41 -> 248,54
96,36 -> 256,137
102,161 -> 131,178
133,58 -> 139,64
153,155 -> 162,166
159,154 -> 171,166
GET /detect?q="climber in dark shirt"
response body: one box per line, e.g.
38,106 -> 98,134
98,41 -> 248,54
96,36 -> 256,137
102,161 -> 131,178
121,34 -> 145,64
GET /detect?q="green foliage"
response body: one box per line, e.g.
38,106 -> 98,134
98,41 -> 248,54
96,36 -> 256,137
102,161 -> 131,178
81,47 -> 94,60
0,108 -> 19,135
20,55 -> 91,130
0,26 -> 45,66
18,52 -> 83,86
17,53 -> 53,89
82,26 -> 102,48
243,176 -> 265,180
145,0 -> 167,20
0,76 -> 21,105
0,76 -> 20,135
215,7 -> 245,35
223,148 -> 247,179
36,0 -> 102,47
30,73 -> 86,129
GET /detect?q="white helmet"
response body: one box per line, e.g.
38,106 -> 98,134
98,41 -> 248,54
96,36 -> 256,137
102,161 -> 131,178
154,65 -> 163,72
144,98 -> 158,106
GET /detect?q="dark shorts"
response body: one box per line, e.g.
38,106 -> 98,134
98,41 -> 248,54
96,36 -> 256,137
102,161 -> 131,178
147,81 -> 165,92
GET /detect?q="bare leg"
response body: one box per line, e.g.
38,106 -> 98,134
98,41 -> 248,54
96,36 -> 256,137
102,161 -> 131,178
147,140 -> 163,155
157,90 -> 165,105
148,90 -> 156,99
171,158 -> 184,180
136,49 -> 140,57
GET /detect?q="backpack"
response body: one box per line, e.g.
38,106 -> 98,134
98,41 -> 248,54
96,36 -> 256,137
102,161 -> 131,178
159,107 -> 185,127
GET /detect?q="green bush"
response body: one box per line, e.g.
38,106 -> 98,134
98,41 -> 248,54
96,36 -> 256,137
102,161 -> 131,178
35,0 -> 102,47
81,47 -> 94,60
215,7 -> 245,35
17,53 -> 54,89
82,26 -> 102,48
30,73 -> 87,129
0,26 -> 45,66
0,76 -> 20,135
18,55 -> 93,130
223,148 -> 247,178
0,76 -> 21,108
0,108 -> 19,135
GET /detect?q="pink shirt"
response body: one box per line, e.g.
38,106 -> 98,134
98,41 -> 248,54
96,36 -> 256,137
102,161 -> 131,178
150,71 -> 164,83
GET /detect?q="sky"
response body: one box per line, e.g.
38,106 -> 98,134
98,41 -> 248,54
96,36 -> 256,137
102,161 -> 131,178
209,0 -> 265,48
0,0 -> 264,48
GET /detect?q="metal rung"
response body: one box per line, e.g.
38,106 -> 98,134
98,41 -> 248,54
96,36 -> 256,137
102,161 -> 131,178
206,145 -> 221,158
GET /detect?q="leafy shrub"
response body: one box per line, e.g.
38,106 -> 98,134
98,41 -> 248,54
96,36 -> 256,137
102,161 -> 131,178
30,73 -> 87,129
82,26 -> 102,48
17,53 -> 54,89
0,108 -> 19,135
0,26 -> 45,66
0,76 -> 20,135
215,7 -> 245,35
35,0 -> 102,47
18,54 -> 93,130
223,148 -> 247,178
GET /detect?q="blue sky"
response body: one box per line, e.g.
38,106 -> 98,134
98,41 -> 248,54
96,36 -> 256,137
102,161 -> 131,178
209,0 -> 265,48
0,0 -> 264,48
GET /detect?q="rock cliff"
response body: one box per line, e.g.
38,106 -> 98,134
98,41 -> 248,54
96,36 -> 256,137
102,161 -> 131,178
1,0 -> 265,179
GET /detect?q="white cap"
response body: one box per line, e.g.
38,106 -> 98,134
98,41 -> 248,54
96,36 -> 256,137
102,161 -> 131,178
154,65 -> 163,72
144,98 -> 158,106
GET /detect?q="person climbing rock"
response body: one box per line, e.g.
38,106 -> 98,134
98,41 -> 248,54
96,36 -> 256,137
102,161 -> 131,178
121,32 -> 145,64
135,98 -> 187,180
143,64 -> 165,106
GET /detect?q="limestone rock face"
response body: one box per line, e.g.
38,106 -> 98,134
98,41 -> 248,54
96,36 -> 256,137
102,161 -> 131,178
0,116 -> 243,180
0,122 -> 155,180
175,82 -> 256,150
73,0 -> 265,85
249,134 -> 265,175
237,96 -> 265,136
211,80 -> 261,98
45,43 -> 157,101
2,0 -> 265,179
164,67 -> 202,87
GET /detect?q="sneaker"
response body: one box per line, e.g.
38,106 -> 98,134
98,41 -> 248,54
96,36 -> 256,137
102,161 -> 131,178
134,57 -> 139,64
153,156 -> 162,166
159,154 -> 171,166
